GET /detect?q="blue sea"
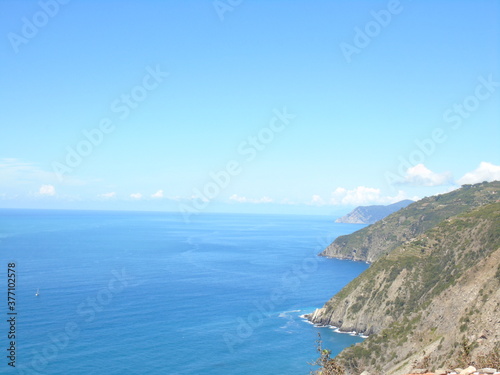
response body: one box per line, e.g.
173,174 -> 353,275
1,209 -> 368,375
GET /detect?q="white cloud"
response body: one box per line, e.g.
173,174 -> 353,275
458,162 -> 500,185
229,194 -> 247,203
310,194 -> 326,206
39,184 -> 56,196
401,164 -> 453,186
322,186 -> 417,206
190,195 -> 209,203
259,196 -> 273,203
331,186 -> 381,205
99,192 -> 116,199
151,190 -> 164,198
130,193 -> 143,199
229,194 -> 273,204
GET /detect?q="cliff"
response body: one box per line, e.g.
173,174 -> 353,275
308,186 -> 500,374
335,200 -> 414,225
320,181 -> 500,263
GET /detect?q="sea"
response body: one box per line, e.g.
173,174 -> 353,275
1,209 -> 368,375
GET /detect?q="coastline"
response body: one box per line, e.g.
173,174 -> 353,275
300,313 -> 369,339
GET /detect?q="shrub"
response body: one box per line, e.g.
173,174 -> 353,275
310,333 -> 345,375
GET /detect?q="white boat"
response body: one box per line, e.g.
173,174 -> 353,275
35,288 -> 39,297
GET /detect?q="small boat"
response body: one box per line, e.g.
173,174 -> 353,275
35,288 -> 39,297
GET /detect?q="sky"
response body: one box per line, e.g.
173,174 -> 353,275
1,0 -> 499,217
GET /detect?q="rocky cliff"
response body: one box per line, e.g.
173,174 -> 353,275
335,200 -> 414,225
308,182 -> 500,375
321,182 -> 500,263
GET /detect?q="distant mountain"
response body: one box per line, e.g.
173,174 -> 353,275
335,200 -> 414,224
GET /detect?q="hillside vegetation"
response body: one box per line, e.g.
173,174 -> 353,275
321,181 -> 500,263
309,182 -> 500,374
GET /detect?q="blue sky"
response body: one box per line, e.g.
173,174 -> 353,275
1,0 -> 499,217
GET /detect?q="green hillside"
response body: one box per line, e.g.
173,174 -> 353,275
309,199 -> 500,374
321,181 -> 500,263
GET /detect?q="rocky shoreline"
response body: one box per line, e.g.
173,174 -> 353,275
300,313 -> 370,338
400,367 -> 500,375
355,367 -> 500,375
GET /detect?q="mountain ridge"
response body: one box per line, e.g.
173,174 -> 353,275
320,181 -> 500,263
